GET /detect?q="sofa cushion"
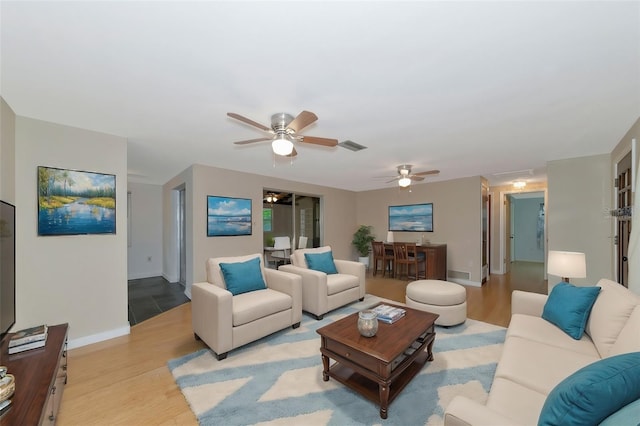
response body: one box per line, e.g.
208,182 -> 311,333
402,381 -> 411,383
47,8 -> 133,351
538,352 -> 640,426
219,257 -> 267,296
206,253 -> 267,290
326,274 -> 359,296
542,282 -> 600,339
507,314 -> 599,357
494,336 -> 599,395
486,377 -> 547,426
305,251 -> 338,274
291,246 -> 331,268
232,288 -> 292,327
586,278 -> 640,358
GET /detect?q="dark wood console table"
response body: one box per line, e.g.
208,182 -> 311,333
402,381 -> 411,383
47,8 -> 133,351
0,323 -> 68,425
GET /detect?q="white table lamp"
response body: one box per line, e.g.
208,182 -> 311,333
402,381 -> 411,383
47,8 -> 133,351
386,231 -> 394,243
547,250 -> 586,283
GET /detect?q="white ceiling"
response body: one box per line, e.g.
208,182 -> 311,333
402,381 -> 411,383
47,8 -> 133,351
2,1 -> 639,191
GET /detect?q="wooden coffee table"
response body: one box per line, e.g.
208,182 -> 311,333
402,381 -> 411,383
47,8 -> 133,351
316,303 -> 439,419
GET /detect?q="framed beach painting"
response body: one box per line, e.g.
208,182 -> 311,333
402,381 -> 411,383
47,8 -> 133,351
207,196 -> 252,236
388,203 -> 433,232
37,166 -> 116,236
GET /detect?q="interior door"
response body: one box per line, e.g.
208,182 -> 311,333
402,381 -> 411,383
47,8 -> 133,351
616,151 -> 632,287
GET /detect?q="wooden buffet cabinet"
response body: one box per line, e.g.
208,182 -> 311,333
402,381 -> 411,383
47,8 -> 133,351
0,323 -> 68,425
383,243 -> 447,280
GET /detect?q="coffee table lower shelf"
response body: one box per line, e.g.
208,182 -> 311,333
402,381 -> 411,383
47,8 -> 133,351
326,350 -> 429,418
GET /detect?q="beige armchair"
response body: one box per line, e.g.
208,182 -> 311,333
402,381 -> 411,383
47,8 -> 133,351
279,246 -> 365,320
191,253 -> 302,360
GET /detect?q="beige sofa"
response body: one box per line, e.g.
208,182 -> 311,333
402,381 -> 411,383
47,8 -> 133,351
279,246 -> 365,320
445,278 -> 640,425
191,253 -> 302,360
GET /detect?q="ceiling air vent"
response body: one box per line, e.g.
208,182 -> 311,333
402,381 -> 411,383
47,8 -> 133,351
338,140 -> 367,152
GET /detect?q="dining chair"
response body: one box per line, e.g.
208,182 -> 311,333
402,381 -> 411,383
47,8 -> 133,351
372,241 -> 394,277
271,236 -> 291,267
392,242 -> 425,280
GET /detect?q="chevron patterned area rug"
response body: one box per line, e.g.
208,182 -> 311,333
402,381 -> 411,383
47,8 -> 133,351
168,295 -> 506,426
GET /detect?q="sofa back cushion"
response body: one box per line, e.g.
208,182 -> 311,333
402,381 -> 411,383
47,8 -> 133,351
206,253 -> 267,290
585,278 -> 640,358
609,305 -> 640,357
291,246 -> 331,268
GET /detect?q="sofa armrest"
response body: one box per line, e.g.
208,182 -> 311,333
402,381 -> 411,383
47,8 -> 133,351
445,396 -> 524,426
264,268 -> 302,324
334,260 -> 366,298
279,264 -> 329,316
191,281 -> 233,355
511,290 -> 548,317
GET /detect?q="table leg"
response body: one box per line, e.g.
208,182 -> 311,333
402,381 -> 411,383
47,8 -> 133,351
426,338 -> 435,362
321,354 -> 329,381
378,382 -> 390,419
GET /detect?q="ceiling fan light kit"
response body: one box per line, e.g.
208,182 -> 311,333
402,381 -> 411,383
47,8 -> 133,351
272,135 -> 294,156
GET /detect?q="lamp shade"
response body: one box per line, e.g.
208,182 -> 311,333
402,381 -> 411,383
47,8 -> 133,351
272,135 -> 294,156
386,231 -> 394,243
548,250 -> 586,282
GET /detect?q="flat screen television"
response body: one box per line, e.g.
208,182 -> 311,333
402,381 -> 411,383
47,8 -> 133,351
0,200 -> 16,339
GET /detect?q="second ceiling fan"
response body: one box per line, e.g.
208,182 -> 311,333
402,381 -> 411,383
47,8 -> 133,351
386,164 -> 440,187
228,110 -> 338,157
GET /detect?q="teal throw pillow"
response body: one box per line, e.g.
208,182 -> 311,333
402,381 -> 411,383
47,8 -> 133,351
538,352 -> 640,426
542,282 -> 600,339
305,251 -> 338,274
599,398 -> 640,426
219,257 -> 266,296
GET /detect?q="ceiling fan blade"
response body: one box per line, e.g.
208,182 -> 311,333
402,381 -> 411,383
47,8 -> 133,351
233,137 -> 272,145
300,136 -> 338,147
286,110 -> 318,133
286,147 -> 298,158
413,169 -> 440,176
227,112 -> 271,132
386,177 -> 401,184
410,175 -> 425,182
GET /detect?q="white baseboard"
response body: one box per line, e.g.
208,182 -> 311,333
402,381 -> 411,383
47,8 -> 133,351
163,272 -> 179,283
67,324 -> 131,349
448,277 -> 482,288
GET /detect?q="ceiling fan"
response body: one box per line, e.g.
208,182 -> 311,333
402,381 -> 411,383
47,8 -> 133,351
385,164 -> 440,187
228,111 -> 338,157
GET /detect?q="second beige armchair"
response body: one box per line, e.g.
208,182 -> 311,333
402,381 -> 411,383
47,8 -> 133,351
279,246 -> 365,320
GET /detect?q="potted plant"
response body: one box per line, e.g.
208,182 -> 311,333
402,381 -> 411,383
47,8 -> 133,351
352,225 -> 375,267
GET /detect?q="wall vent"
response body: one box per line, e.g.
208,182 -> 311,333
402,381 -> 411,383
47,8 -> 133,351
447,270 -> 470,280
338,140 -> 367,152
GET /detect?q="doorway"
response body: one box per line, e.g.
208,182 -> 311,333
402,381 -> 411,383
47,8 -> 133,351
615,151 -> 632,287
500,189 -> 547,278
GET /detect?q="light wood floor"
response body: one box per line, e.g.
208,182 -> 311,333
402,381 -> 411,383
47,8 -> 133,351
57,261 -> 545,425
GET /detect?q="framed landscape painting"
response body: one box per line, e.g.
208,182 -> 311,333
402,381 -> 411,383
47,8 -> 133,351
389,203 -> 433,232
38,166 -> 116,236
207,196 -> 252,236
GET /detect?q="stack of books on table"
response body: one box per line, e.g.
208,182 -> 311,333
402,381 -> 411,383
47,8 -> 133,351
8,325 -> 48,354
372,304 -> 406,324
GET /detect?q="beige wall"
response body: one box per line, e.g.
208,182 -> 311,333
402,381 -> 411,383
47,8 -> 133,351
14,117 -> 129,347
163,164 -> 358,296
1,98 -> 16,204
127,182 -> 163,279
547,154 -> 613,290
356,176 -> 484,284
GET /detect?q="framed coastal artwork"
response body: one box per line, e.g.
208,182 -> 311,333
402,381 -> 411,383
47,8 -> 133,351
37,166 -> 116,236
207,195 -> 252,236
388,202 -> 433,232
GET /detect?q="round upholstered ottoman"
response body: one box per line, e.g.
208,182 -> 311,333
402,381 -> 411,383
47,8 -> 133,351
405,280 -> 467,326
